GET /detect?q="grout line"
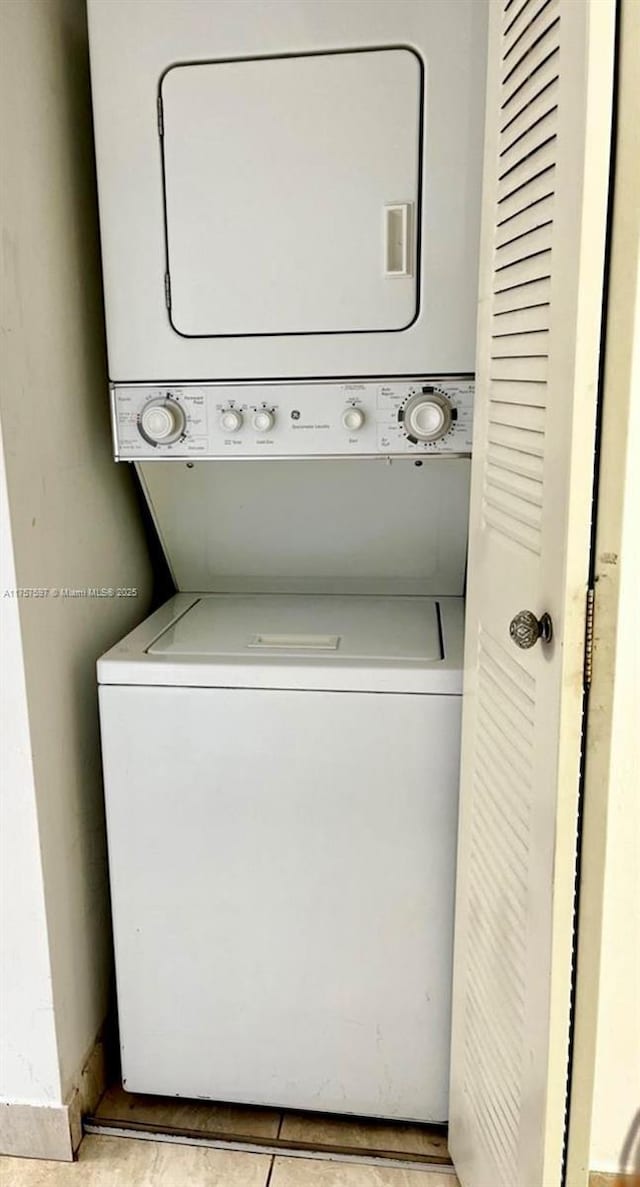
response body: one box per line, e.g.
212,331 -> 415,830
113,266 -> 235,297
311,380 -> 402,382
268,1111 -> 284,1180
264,1153 -> 276,1187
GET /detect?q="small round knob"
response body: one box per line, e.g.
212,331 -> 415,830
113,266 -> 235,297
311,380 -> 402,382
139,398 -> 186,444
342,406 -> 365,432
220,408 -> 244,433
509,610 -> 553,649
253,409 -> 275,433
402,392 -> 452,443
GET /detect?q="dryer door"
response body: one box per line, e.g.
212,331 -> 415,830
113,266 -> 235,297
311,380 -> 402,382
161,49 -> 421,338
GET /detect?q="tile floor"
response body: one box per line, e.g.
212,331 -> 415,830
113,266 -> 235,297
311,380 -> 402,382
92,1085 -> 450,1160
94,1085 -> 281,1139
278,1113 -> 449,1159
0,1135 -> 459,1186
0,1086 -> 457,1185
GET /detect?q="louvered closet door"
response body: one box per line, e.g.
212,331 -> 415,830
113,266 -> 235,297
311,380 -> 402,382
449,3 -> 615,1187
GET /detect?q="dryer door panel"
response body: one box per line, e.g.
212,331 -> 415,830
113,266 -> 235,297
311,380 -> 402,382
161,49 -> 421,337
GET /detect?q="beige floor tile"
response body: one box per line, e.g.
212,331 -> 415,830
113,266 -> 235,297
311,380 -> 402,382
588,1177 -> 640,1186
94,1084 -> 280,1138
280,1113 -> 449,1159
269,1156 -> 458,1187
0,1134 -> 271,1186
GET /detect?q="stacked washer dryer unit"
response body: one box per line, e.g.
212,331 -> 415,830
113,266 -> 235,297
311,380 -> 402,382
89,0 -> 486,1123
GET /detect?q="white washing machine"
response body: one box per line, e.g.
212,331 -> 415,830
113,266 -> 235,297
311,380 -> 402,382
98,373 -> 473,1121
98,592 -> 464,1122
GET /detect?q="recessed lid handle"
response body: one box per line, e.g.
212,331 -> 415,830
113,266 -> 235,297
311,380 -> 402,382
247,633 -> 341,651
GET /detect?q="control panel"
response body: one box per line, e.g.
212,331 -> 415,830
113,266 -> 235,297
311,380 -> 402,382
111,378 -> 474,460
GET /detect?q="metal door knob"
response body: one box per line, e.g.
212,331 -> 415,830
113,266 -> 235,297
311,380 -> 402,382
509,610 -> 553,649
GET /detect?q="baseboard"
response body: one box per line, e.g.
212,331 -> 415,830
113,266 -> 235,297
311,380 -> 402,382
0,1031 -> 107,1162
0,1102 -> 75,1161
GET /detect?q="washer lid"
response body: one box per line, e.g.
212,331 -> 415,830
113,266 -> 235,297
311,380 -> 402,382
147,595 -> 442,664
97,593 -> 464,693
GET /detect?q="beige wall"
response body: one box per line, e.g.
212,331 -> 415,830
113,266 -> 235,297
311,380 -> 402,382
588,124 -> 640,1176
570,0 -> 640,1177
0,0 -> 153,1115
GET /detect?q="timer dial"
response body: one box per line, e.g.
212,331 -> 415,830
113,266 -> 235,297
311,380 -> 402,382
402,391 -> 453,443
139,398 -> 186,445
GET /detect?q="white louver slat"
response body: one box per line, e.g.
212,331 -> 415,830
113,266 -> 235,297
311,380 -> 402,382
487,1 -> 557,559
449,1 -> 615,1186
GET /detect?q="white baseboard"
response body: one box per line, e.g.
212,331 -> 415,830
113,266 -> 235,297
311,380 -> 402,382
0,1031 -> 107,1162
0,1102 -> 75,1161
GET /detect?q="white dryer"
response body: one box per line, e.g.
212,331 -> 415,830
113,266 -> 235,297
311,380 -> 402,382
87,0 -> 487,382
98,593 -> 464,1121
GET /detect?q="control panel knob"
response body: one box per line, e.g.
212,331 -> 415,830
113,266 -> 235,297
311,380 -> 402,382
220,408 -> 244,433
139,398 -> 186,444
342,406 -> 365,432
402,392 -> 453,443
253,409 -> 275,433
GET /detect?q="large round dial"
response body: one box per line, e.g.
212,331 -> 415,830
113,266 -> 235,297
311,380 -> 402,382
402,392 -> 453,443
139,398 -> 186,445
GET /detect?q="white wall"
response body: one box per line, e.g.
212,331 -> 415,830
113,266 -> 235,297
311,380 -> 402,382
0,421 -> 61,1107
0,0 -> 154,1112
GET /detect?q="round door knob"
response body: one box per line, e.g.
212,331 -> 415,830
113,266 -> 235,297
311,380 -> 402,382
342,406 -> 366,432
139,398 -> 186,444
220,409 -> 244,433
253,409 -> 275,433
509,610 -> 553,649
403,392 -> 452,442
